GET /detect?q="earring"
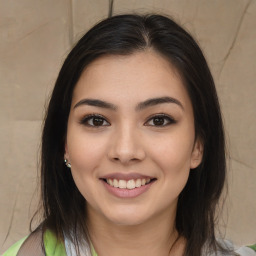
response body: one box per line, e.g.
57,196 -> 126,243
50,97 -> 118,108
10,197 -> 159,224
64,159 -> 71,168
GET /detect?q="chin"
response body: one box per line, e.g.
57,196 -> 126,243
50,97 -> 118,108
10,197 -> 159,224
104,207 -> 151,226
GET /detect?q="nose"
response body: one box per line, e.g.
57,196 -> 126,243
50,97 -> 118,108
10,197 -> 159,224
107,125 -> 146,165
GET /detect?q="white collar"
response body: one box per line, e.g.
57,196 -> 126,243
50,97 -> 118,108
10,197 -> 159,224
64,234 -> 91,256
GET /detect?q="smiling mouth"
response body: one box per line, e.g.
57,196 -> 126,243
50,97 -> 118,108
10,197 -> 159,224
102,178 -> 156,190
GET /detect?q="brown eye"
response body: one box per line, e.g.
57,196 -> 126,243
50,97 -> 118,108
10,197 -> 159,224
80,114 -> 110,127
92,117 -> 104,126
152,117 -> 165,126
145,114 -> 176,127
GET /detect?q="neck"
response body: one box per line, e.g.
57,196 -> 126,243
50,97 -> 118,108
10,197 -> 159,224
86,207 -> 185,256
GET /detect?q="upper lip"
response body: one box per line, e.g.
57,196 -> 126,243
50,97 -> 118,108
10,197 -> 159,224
101,172 -> 155,181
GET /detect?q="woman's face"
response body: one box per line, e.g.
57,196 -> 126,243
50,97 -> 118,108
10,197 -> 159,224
65,50 -> 202,226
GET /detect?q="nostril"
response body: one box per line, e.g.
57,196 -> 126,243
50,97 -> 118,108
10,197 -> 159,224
108,145 -> 146,164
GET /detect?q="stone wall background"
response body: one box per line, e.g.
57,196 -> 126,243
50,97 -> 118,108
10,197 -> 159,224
0,0 -> 255,253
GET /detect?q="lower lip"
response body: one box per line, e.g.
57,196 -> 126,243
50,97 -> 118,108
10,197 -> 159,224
101,180 -> 155,198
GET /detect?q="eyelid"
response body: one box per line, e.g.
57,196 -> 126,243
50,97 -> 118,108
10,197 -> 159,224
79,113 -> 110,127
79,113 -> 176,127
144,113 -> 176,126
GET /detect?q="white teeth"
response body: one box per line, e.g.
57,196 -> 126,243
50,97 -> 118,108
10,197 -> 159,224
119,180 -> 126,188
135,179 -> 141,187
113,179 -> 119,187
107,179 -> 113,186
106,178 -> 152,189
127,179 -> 135,189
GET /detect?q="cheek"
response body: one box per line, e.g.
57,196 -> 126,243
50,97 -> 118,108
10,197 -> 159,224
67,133 -> 107,204
67,130 -> 107,171
151,135 -> 193,201
150,132 -> 194,173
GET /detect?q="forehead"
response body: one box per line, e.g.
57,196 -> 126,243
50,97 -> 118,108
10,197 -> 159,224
72,50 -> 191,110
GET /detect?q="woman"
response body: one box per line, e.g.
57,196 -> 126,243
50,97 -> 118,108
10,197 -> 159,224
3,14 -> 256,256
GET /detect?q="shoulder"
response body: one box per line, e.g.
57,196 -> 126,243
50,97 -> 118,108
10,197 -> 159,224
2,237 -> 27,256
2,230 -> 66,256
220,240 -> 256,256
235,245 -> 256,256
203,240 -> 256,256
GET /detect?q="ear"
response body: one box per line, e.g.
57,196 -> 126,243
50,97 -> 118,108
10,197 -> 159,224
190,138 -> 203,169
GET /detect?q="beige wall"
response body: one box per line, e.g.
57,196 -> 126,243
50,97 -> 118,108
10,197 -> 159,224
0,0 -> 255,253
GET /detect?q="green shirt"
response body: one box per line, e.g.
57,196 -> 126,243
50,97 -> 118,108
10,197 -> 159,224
3,232 -> 255,256
2,230 -> 98,256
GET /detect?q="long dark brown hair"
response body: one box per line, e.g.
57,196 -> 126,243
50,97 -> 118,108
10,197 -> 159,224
37,14 -> 233,256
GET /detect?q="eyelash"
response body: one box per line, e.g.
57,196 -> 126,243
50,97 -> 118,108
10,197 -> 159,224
79,113 -> 176,128
145,114 -> 176,126
79,114 -> 110,127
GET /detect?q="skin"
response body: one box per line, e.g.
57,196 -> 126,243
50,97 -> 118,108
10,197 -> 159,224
65,50 -> 203,256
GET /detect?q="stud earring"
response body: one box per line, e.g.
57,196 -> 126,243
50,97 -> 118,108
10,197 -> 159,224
64,159 -> 71,168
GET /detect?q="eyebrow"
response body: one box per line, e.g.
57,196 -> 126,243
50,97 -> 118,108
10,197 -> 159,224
73,96 -> 184,111
74,99 -> 117,110
136,97 -> 184,111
